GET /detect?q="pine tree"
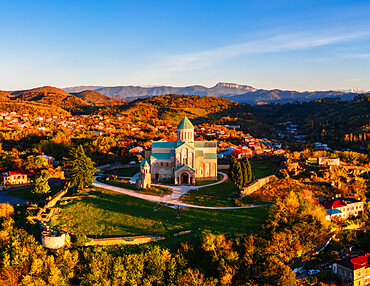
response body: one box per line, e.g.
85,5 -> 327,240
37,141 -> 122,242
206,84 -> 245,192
64,145 -> 99,190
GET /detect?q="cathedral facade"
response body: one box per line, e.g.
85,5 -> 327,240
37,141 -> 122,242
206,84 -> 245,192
139,117 -> 217,187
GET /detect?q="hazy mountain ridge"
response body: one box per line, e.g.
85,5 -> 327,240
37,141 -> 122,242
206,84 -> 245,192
63,82 -> 361,104
71,90 -> 123,105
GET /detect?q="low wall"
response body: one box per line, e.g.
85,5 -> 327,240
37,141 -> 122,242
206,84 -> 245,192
85,235 -> 165,246
45,182 -> 70,209
218,164 -> 230,170
240,175 -> 276,197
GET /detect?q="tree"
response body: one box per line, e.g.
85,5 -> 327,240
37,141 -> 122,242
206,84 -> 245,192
228,155 -> 237,182
32,170 -> 50,198
234,161 -> 243,188
242,159 -> 252,186
64,145 -> 98,190
23,155 -> 44,172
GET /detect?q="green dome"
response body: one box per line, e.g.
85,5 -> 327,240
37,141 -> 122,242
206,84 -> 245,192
177,117 -> 194,130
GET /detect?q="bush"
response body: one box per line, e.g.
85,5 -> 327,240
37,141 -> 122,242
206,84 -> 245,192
0,203 -> 14,218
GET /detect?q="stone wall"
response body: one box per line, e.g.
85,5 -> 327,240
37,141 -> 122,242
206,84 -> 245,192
41,230 -> 69,250
240,175 -> 276,197
217,164 -> 230,170
85,235 -> 165,246
45,182 -> 70,209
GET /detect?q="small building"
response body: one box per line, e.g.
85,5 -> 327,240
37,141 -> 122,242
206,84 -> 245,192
317,157 -> 340,167
2,170 -> 32,185
39,155 -> 55,166
333,253 -> 370,285
321,198 -> 364,221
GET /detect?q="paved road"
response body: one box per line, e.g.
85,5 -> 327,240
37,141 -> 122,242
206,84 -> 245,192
93,173 -> 270,210
0,190 -> 30,206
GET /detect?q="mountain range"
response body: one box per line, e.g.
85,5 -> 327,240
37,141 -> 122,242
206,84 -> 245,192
63,82 -> 362,105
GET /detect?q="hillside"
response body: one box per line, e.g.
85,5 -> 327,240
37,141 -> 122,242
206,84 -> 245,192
71,90 -> 123,105
0,90 -> 10,102
256,94 -> 370,149
10,86 -> 89,112
64,82 -> 360,104
100,94 -> 274,138
0,101 -> 70,117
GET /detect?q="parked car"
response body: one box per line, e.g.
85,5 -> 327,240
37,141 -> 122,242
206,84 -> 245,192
128,161 -> 136,165
308,269 -> 320,275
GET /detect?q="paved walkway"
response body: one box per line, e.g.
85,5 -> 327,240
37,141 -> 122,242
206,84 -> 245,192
93,173 -> 269,210
152,172 -> 229,200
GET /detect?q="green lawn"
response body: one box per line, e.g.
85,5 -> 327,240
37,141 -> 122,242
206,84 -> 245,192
49,188 -> 269,238
181,179 -> 238,207
98,177 -> 173,196
251,160 -> 278,179
195,173 -> 223,186
181,160 -> 278,207
107,167 -> 140,177
7,183 -> 64,202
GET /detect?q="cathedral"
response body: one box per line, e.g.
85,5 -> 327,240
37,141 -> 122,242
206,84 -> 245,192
139,117 -> 217,188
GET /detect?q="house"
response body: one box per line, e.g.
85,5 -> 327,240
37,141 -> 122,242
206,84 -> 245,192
333,253 -> 370,285
317,157 -> 340,167
138,117 -> 217,187
39,155 -> 55,166
321,198 -> 363,221
2,170 -> 32,185
231,148 -> 252,159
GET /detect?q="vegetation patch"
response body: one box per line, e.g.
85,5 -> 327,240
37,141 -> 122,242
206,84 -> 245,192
49,188 -> 268,237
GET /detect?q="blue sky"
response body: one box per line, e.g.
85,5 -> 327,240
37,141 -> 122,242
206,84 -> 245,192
0,0 -> 370,91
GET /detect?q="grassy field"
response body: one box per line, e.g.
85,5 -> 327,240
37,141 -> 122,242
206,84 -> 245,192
181,179 -> 238,207
98,177 -> 173,196
106,167 -> 140,177
195,173 -> 223,186
7,183 -> 64,202
181,160 -> 278,207
49,188 -> 269,238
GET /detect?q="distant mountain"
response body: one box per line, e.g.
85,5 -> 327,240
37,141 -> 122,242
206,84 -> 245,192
10,86 -> 89,112
71,90 -> 122,105
63,82 -> 360,104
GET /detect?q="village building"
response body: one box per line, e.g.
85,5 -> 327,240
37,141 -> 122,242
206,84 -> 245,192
333,253 -> 370,285
321,198 -> 364,221
2,170 -> 32,185
139,117 -> 217,187
317,157 -> 340,167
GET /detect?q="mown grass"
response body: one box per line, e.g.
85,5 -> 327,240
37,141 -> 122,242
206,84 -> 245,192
49,188 -> 269,238
106,167 -> 140,177
97,177 -> 173,196
182,160 -> 278,207
195,173 -> 222,186
7,183 -> 64,202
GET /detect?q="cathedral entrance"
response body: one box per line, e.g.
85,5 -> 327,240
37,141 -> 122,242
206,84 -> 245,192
181,173 -> 189,185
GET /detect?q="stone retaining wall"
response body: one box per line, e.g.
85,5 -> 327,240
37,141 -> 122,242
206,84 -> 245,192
45,182 -> 70,209
85,235 -> 165,246
240,175 -> 276,197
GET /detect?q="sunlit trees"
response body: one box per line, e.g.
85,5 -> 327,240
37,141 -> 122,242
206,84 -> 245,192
32,170 -> 51,198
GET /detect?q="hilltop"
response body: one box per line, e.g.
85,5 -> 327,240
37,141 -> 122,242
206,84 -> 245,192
10,86 -> 89,112
64,82 -> 360,104
71,90 -> 122,105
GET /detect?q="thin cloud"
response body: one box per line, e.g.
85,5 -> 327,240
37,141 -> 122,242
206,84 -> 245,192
136,31 -> 368,78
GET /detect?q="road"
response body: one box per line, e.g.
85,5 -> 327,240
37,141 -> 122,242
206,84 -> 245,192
93,172 -> 270,210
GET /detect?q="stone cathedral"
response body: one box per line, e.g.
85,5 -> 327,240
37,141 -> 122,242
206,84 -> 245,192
139,117 -> 217,188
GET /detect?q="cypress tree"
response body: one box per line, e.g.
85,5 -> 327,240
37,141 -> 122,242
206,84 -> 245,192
242,161 -> 249,187
234,161 -> 243,188
229,155 -> 237,182
245,158 -> 252,184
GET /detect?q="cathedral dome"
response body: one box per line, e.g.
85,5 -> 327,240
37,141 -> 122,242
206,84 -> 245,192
177,117 -> 194,130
